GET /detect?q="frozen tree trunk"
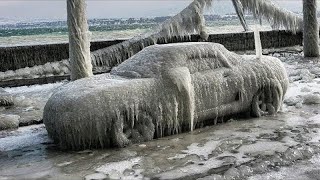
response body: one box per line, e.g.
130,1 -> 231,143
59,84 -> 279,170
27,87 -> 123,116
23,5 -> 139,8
232,0 -> 249,31
303,0 -> 319,57
67,0 -> 93,81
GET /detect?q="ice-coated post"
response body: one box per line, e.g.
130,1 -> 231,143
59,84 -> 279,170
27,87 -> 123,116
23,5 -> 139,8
254,26 -> 262,60
67,0 -> 93,80
303,0 -> 319,57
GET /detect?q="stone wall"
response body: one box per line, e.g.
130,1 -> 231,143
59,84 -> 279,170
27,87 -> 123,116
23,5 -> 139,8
0,40 -> 125,72
0,30 -> 302,72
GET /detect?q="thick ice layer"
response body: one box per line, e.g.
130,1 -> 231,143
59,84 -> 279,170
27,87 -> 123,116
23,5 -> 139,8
43,42 -> 288,150
67,0 -> 93,80
0,60 -> 70,81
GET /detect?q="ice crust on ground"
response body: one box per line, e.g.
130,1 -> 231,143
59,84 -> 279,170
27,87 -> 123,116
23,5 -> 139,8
43,42 -> 288,150
95,157 -> 143,179
0,82 -> 63,130
0,124 -> 49,151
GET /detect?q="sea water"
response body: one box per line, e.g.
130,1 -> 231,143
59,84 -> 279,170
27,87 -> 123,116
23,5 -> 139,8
0,18 -> 271,47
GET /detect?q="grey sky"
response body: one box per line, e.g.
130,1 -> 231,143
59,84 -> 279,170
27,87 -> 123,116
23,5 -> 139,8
0,0 -> 302,20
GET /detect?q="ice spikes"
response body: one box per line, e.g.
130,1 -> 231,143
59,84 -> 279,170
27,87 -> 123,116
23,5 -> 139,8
239,0 -> 303,33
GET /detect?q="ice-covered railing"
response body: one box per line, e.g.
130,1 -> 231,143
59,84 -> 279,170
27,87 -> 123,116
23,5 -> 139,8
90,0 -> 212,69
90,0 -> 302,69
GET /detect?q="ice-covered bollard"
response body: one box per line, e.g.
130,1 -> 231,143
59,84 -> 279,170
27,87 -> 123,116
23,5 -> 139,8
43,42 -> 289,150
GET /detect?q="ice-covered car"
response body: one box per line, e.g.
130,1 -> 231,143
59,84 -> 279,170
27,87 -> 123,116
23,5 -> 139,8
43,42 -> 289,150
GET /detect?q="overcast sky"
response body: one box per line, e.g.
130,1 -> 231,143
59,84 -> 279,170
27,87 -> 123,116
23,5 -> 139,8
0,0 -> 302,20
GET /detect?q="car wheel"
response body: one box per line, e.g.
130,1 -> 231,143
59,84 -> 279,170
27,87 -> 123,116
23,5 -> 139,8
123,110 -> 155,144
251,83 -> 282,117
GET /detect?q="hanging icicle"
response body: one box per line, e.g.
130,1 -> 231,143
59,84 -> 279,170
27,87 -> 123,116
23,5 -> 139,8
239,0 -> 303,33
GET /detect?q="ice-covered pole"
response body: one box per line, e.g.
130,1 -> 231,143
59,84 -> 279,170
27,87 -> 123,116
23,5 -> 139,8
303,0 -> 319,57
254,25 -> 262,60
67,0 -> 93,81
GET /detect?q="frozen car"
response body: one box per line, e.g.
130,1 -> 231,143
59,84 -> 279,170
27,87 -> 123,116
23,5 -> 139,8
43,42 -> 289,150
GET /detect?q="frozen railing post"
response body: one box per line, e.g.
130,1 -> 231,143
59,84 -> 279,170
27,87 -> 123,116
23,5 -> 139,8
67,0 -> 93,81
303,0 -> 319,57
254,25 -> 262,60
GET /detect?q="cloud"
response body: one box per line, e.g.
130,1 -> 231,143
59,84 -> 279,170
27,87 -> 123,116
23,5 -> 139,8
0,0 -> 302,20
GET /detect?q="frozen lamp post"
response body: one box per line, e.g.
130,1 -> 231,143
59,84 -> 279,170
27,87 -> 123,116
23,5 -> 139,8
67,0 -> 93,81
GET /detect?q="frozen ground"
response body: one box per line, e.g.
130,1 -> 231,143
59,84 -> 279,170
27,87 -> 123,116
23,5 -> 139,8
0,82 -> 64,128
0,46 -> 320,180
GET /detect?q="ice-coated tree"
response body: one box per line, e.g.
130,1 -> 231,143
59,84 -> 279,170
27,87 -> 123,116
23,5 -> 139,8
67,0 -> 93,81
303,0 -> 319,57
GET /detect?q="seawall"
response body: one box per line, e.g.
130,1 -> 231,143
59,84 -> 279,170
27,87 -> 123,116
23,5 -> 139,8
0,30 -> 303,72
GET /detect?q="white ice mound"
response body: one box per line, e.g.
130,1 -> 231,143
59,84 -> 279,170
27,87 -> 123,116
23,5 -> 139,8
43,42 -> 289,150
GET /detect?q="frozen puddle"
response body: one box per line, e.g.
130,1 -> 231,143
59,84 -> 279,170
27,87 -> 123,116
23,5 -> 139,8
249,154 -> 320,180
168,141 -> 220,160
0,124 -> 49,152
94,157 -> 143,179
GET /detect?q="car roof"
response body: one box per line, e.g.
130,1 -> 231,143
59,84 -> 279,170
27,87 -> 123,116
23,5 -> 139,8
111,42 -> 240,78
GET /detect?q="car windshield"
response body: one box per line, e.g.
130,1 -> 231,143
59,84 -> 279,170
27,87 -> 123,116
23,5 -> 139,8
111,42 -> 239,78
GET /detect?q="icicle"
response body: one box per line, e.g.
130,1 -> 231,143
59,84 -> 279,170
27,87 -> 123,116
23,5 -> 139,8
254,25 -> 262,60
239,0 -> 303,33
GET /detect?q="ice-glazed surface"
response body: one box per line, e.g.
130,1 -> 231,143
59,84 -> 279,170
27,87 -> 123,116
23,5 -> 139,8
0,46 -> 320,180
43,42 -> 288,150
0,82 -> 63,130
